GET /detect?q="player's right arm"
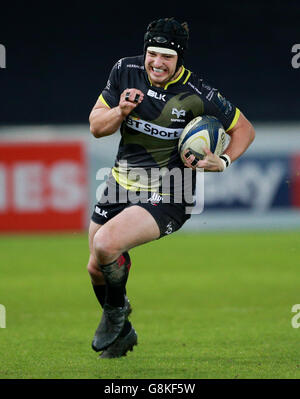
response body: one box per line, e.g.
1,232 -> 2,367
89,88 -> 144,138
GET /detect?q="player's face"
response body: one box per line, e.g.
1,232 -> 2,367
145,50 -> 179,87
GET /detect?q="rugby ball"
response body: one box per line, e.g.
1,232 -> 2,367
178,115 -> 226,164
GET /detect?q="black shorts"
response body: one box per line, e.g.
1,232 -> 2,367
91,178 -> 191,239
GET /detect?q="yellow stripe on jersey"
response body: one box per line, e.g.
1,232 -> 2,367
164,67 -> 186,90
226,108 -> 240,132
99,94 -> 111,108
183,69 -> 191,85
112,167 -> 153,192
112,167 -> 172,196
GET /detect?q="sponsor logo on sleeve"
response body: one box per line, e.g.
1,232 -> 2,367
188,82 -> 202,95
116,59 -> 123,69
206,89 -> 215,101
127,64 -> 144,70
213,92 -> 232,116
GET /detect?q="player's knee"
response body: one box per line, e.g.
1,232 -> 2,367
87,261 -> 106,284
93,230 -> 121,261
87,260 -> 98,277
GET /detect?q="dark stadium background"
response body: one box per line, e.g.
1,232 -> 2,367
0,0 -> 299,125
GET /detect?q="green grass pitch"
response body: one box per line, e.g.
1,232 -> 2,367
0,230 -> 300,379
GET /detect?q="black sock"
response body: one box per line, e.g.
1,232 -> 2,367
105,285 -> 126,308
92,284 -> 106,308
99,254 -> 130,308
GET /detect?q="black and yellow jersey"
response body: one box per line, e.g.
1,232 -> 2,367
99,55 -> 240,195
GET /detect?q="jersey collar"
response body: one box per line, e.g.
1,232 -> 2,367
146,66 -> 190,90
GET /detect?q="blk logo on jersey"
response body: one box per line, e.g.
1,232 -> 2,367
147,89 -> 166,102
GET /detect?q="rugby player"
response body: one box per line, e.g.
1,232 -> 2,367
87,17 -> 255,358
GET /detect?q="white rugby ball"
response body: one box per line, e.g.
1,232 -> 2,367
178,115 -> 226,164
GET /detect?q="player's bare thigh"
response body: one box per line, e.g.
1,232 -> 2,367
93,205 -> 160,265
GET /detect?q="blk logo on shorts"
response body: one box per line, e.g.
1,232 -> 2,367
95,206 -> 108,218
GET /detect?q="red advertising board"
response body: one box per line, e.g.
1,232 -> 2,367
291,154 -> 300,208
0,141 -> 88,232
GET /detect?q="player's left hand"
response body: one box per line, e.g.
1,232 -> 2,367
183,148 -> 225,172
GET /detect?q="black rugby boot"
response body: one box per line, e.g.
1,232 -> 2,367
99,326 -> 138,359
92,296 -> 132,352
